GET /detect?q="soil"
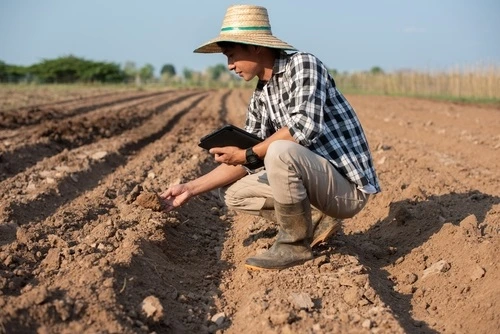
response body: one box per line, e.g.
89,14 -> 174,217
0,87 -> 498,334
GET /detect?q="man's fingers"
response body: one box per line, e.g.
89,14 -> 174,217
159,190 -> 171,199
209,147 -> 222,154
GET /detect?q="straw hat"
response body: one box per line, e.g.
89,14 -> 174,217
194,5 -> 296,53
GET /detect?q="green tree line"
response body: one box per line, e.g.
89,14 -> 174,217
0,55 -> 251,87
0,56 -> 158,84
1,55 -> 387,88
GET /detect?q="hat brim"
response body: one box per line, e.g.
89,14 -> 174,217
194,34 -> 296,53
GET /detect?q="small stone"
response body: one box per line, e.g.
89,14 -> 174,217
211,312 -> 226,326
34,286 -> 50,305
470,265 -> 486,281
404,273 -> 418,284
343,287 -> 361,306
289,292 -> 314,310
141,295 -> 164,321
422,260 -> 451,279
3,255 -> 13,266
91,151 -> 108,160
459,214 -> 481,237
361,319 -> 372,329
41,248 -> 61,271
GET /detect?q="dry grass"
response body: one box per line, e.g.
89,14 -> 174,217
335,66 -> 500,101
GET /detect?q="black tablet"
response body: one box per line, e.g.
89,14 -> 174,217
198,124 -> 263,150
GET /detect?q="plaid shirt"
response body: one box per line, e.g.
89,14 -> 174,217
244,51 -> 381,193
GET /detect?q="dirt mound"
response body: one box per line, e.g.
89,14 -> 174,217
0,88 -> 498,333
135,190 -> 164,212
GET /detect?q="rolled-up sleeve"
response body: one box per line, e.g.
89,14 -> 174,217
284,54 -> 328,146
244,93 -> 262,137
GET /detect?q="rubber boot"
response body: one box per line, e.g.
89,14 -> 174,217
259,203 -> 340,248
310,211 -> 341,247
245,199 -> 313,270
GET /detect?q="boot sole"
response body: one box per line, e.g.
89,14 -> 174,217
310,222 -> 341,247
245,264 -> 282,271
244,259 -> 310,271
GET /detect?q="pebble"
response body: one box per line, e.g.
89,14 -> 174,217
343,287 -> 361,306
470,265 -> 486,281
404,273 -> 418,284
142,295 -> 164,321
361,319 -> 372,329
91,151 -> 108,160
211,312 -> 226,326
422,260 -> 451,279
459,214 -> 481,237
289,292 -> 314,310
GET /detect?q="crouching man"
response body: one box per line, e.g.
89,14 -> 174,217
160,5 -> 381,270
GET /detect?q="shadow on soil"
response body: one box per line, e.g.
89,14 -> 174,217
6,95 -> 207,227
0,91 -> 201,183
112,194 -> 233,333
337,190 -> 500,334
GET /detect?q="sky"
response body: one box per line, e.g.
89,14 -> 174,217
1,0 -> 499,75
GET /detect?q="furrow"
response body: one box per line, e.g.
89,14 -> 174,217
0,89 -> 172,129
0,90 -> 202,182
3,92 -> 209,225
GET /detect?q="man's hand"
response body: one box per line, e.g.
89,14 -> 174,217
209,146 -> 246,165
159,184 -> 193,212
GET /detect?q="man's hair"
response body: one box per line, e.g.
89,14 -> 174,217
217,41 -> 249,50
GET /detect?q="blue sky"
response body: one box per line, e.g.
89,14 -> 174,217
1,0 -> 499,74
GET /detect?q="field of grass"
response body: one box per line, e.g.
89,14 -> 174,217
335,66 -> 500,104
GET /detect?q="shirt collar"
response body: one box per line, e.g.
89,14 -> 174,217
255,51 -> 292,92
272,51 -> 291,75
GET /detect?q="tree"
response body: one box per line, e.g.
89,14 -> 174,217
80,62 -> 125,83
0,60 -> 8,82
329,68 -> 339,77
160,64 -> 176,85
139,64 -> 155,83
123,61 -> 138,82
26,56 -> 125,83
160,64 -> 176,77
370,66 -> 384,75
206,64 -> 228,81
182,67 -> 193,81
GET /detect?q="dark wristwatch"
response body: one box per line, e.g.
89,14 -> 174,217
244,147 -> 264,169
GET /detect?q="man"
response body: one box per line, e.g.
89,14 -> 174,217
160,5 -> 381,270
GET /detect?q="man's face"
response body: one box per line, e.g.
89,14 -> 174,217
222,44 -> 263,81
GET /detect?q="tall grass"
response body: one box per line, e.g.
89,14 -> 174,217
335,65 -> 500,102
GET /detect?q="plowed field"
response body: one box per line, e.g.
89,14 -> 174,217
0,87 -> 498,334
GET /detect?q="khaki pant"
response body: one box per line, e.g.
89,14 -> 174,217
220,140 -> 370,218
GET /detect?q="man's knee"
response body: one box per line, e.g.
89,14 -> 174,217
264,140 -> 298,166
218,184 -> 249,210
265,140 -> 305,173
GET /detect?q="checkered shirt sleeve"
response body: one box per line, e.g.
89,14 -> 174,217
245,52 -> 381,193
